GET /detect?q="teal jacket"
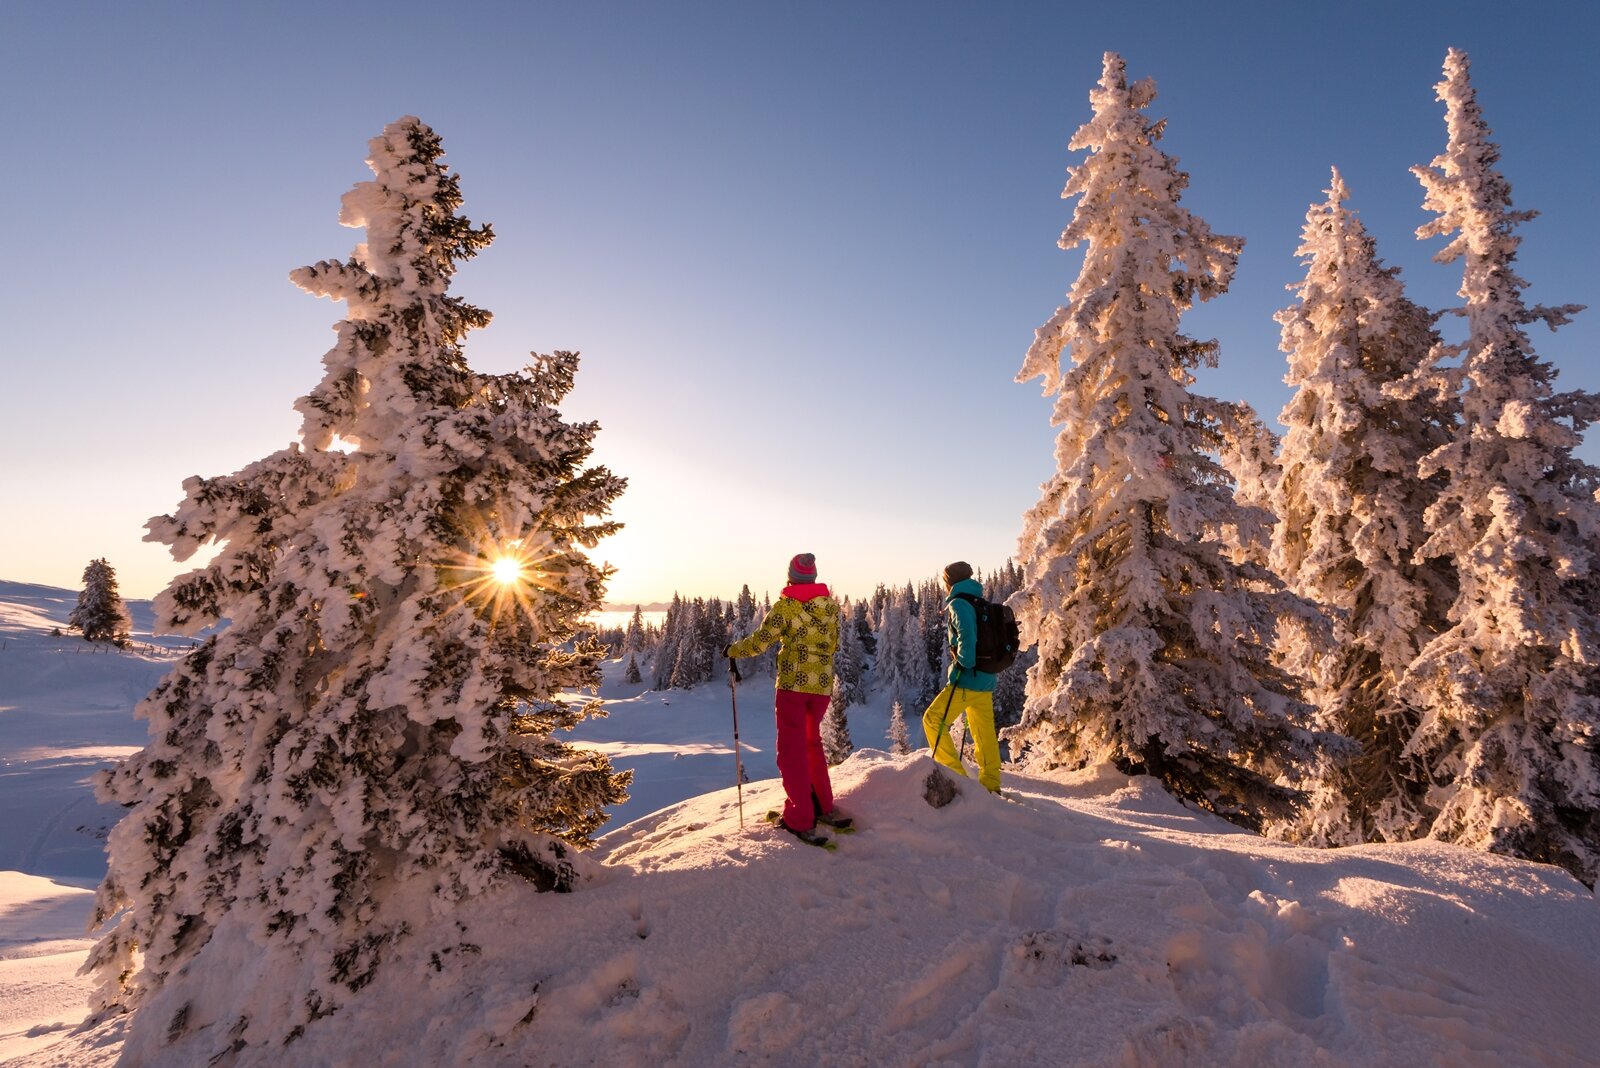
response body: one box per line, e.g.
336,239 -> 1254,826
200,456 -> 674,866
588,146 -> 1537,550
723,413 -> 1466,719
945,578 -> 997,692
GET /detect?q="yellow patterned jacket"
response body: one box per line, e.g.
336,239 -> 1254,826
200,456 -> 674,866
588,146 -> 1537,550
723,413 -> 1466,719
727,583 -> 840,695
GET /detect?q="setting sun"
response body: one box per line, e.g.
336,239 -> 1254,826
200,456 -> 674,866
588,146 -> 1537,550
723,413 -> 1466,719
491,556 -> 523,586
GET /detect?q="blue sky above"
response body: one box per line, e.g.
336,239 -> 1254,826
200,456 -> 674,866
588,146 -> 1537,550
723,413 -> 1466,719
2,1 -> 1595,605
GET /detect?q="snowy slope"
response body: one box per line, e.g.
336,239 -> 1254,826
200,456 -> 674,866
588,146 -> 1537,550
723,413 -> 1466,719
0,581 -> 190,1061
3,582 -> 1599,1067
0,582 -> 187,881
26,756 -> 1600,1068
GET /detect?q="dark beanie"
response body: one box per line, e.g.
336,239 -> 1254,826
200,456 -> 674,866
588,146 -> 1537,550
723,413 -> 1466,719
789,553 -> 818,584
942,561 -> 973,586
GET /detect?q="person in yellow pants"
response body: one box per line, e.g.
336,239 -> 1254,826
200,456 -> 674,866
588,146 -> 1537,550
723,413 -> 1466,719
922,561 -> 1001,793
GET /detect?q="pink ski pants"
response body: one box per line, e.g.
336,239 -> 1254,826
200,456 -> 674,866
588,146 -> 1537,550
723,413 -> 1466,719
774,688 -> 835,831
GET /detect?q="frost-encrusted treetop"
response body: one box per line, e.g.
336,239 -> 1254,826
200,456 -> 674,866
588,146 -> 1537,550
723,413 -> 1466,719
1019,54 -> 1242,404
1007,53 -> 1341,832
1270,169 -> 1454,846
87,117 -> 629,1045
1403,50 -> 1600,885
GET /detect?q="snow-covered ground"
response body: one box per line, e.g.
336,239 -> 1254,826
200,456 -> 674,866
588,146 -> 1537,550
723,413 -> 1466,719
0,581 -> 195,1062
3,580 -> 1598,1066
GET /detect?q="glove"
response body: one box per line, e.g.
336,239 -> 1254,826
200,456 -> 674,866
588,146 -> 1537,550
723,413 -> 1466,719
723,644 -> 734,659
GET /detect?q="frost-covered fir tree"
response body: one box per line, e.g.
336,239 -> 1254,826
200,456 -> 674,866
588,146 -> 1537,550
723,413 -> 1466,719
85,118 -> 631,1040
1004,54 -> 1341,831
874,592 -> 933,710
887,699 -> 912,756
653,593 -> 686,689
1270,170 -> 1457,846
1400,50 -> 1600,884
917,576 -> 950,705
624,652 -> 643,685
833,605 -> 867,709
735,584 -> 758,632
851,599 -> 876,656
623,605 -> 646,657
752,592 -> 778,677
821,702 -> 853,765
670,599 -> 713,689
69,557 -> 132,645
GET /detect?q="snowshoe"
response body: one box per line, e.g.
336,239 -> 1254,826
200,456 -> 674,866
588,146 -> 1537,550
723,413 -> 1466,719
765,811 -> 836,850
815,809 -> 855,833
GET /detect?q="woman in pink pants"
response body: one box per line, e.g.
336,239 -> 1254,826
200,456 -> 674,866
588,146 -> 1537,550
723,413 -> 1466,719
725,553 -> 850,844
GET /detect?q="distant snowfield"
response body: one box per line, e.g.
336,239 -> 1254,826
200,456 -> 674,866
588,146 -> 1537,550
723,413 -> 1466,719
3,580 -> 1598,1067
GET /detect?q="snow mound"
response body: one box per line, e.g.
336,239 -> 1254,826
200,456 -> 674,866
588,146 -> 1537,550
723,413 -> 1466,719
27,751 -> 1599,1067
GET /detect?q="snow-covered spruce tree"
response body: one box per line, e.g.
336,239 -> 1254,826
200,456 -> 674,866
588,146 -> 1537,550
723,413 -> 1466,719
833,609 -> 867,709
1004,54 -> 1344,831
653,593 -> 685,689
735,584 -> 758,632
821,702 -> 853,765
624,652 -> 643,685
874,592 -> 932,711
69,557 -> 132,644
1400,50 -> 1600,884
669,599 -> 712,689
86,117 -> 631,1039
851,599 -> 876,655
623,605 -> 645,657
887,699 -> 911,756
1270,170 -> 1458,845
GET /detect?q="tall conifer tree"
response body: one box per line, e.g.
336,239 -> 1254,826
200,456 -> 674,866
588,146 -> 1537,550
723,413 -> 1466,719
1271,170 -> 1457,845
1005,54 -> 1341,831
86,118 -> 631,1038
1401,50 -> 1600,884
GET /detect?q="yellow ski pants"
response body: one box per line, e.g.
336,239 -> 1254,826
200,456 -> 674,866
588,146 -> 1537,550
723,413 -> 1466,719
922,684 -> 1000,793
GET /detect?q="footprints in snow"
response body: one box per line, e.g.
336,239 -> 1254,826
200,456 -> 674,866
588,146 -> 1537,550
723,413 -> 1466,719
628,895 -> 651,940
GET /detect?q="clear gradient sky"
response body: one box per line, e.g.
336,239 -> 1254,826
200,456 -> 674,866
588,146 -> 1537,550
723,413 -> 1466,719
2,1 -> 1596,607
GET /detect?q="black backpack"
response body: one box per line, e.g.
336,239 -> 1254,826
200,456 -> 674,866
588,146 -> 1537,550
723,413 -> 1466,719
951,592 -> 1021,674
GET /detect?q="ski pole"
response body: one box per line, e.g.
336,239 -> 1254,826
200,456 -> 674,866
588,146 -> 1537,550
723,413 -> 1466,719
728,656 -> 745,828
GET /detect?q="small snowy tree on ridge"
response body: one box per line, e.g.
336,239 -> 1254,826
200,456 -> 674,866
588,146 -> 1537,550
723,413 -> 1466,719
69,557 -> 132,644
887,699 -> 911,756
822,702 -> 853,765
1004,53 -> 1344,831
1401,50 -> 1600,885
86,117 -> 630,1040
1270,170 -> 1457,846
